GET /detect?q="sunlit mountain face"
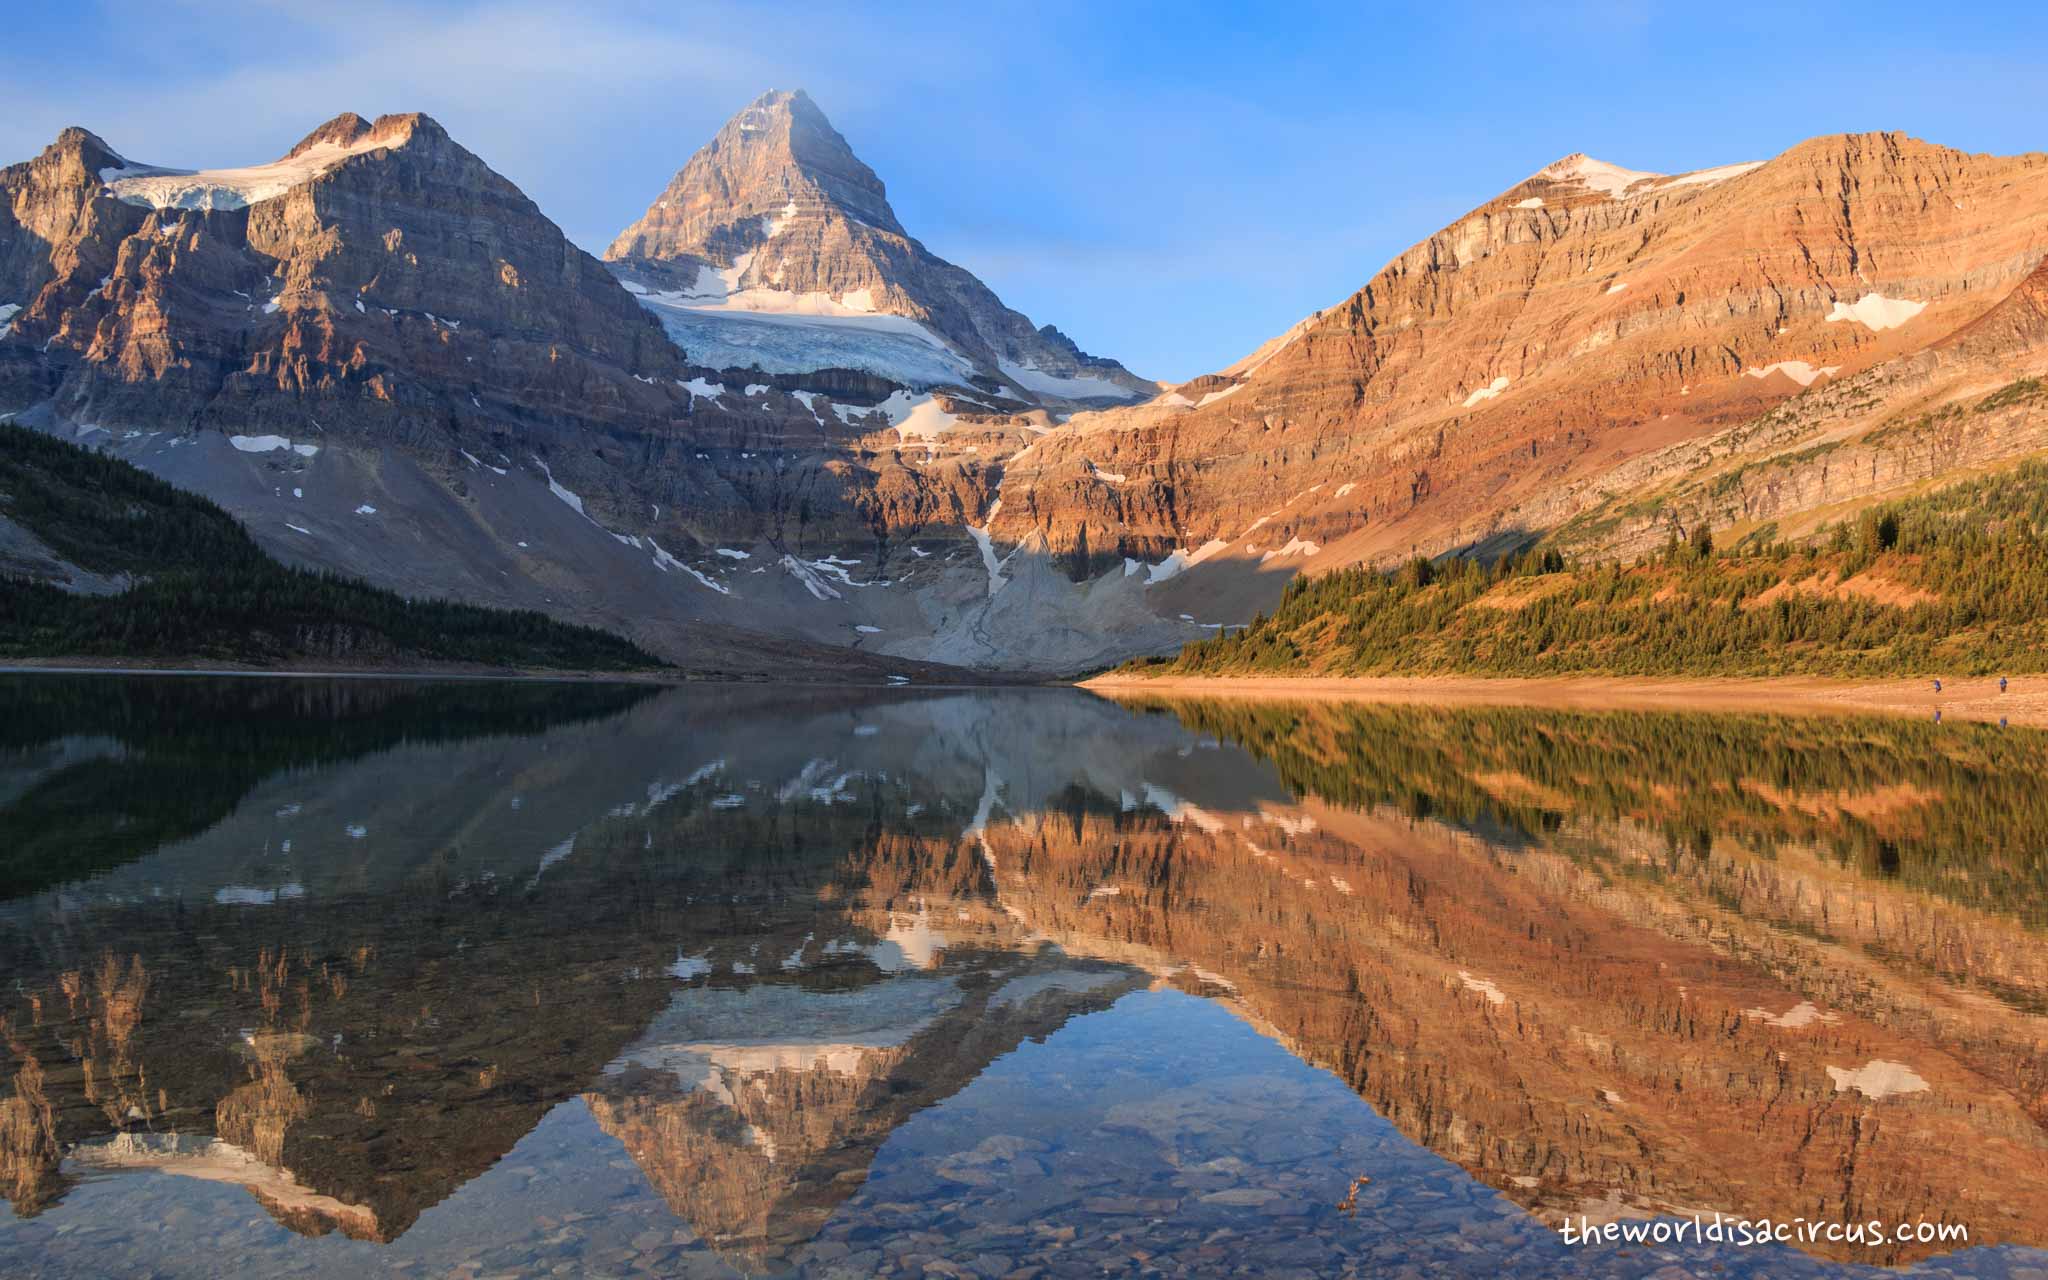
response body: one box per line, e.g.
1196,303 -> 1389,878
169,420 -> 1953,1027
2,676 -> 2046,1277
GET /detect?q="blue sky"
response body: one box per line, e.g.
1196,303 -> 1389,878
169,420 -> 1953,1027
6,1 -> 2044,381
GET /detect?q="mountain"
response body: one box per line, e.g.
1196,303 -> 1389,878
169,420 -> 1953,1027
995,133 -> 2048,619
6,114 -> 2045,677
0,112 -> 684,441
604,89 -> 1152,407
0,100 -> 1178,675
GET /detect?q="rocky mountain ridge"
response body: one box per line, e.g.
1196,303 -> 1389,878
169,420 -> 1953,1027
5,106 -> 2045,674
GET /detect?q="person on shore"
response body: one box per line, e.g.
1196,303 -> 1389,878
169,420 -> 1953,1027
2001,676 -> 2009,694
1933,678 -> 1942,693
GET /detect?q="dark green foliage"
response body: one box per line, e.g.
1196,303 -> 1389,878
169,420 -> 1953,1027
1138,460 -> 2048,678
1978,377 -> 2044,414
0,425 -> 663,670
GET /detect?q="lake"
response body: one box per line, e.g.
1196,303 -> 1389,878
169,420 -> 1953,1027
2,675 -> 2045,1278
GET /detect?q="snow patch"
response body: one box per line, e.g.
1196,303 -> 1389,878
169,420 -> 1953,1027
1145,538 -> 1231,586
627,271 -> 975,388
1745,1001 -> 1840,1029
1463,376 -> 1510,408
1826,1059 -> 1929,1099
353,504 -> 377,516
875,391 -> 962,444
782,555 -> 843,601
1458,971 -> 1507,1006
648,536 -> 729,594
1824,292 -> 1928,332
967,499 -> 1011,596
230,434 -> 319,457
0,303 -> 19,338
1259,537 -> 1321,563
1744,361 -> 1840,388
531,457 -> 592,520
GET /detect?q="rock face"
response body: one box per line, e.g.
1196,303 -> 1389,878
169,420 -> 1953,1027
605,89 -> 1151,405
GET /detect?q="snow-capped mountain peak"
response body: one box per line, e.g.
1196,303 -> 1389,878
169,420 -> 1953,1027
604,89 -> 1148,404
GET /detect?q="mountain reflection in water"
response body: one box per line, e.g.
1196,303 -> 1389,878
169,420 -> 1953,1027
1,675 -> 2045,1279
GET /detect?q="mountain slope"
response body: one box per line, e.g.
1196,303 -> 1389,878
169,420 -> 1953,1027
605,90 -> 1151,406
0,423 -> 664,670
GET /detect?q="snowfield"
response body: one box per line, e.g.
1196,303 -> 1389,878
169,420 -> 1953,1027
616,262 -> 977,388
101,132 -> 399,211
997,359 -> 1138,402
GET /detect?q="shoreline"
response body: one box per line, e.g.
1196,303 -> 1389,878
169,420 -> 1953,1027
0,660 -> 1053,691
1080,673 -> 2048,727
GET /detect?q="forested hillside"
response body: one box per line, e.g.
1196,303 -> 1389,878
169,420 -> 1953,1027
1131,455 -> 2048,680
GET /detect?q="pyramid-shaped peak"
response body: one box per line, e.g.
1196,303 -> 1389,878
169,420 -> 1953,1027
713,89 -> 879,193
607,89 -> 901,262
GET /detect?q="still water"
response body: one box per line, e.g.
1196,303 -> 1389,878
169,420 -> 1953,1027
2,676 -> 2045,1278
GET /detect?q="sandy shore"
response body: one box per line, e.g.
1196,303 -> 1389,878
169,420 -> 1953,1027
1081,673 -> 2048,727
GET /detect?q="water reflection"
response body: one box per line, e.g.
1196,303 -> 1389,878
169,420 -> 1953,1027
1,676 -> 2045,1278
